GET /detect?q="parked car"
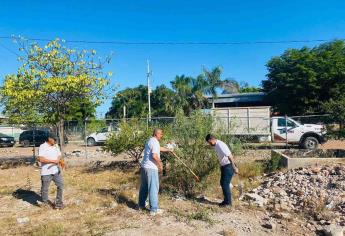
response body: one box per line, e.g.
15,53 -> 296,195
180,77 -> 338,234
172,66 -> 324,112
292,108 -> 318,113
86,127 -> 120,146
19,130 -> 68,147
0,132 -> 16,147
86,127 -> 110,146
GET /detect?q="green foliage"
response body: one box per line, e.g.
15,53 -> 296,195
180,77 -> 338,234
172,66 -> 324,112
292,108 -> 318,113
262,40 -> 345,116
106,85 -> 148,119
162,110 -> 221,197
151,85 -> 176,117
1,37 -> 112,147
321,96 -> 345,135
106,66 -> 259,118
237,161 -> 264,179
103,119 -> 151,162
106,85 -> 176,118
264,152 -> 284,172
86,119 -> 107,135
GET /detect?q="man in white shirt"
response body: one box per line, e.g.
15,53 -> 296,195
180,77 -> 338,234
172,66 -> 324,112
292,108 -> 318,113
38,133 -> 64,209
138,128 -> 171,215
206,134 -> 238,207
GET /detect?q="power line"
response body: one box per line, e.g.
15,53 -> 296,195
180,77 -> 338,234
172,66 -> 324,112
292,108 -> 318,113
0,35 -> 343,45
0,40 -> 20,57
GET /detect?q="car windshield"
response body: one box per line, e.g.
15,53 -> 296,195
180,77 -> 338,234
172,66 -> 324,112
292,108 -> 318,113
0,132 -> 7,136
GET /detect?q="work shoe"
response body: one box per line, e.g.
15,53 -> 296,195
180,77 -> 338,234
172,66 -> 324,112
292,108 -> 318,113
137,206 -> 149,212
37,201 -> 51,208
54,203 -> 65,210
150,209 -> 164,216
218,202 -> 231,208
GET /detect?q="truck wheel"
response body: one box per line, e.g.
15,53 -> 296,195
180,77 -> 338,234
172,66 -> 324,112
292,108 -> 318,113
302,137 -> 319,149
87,138 -> 96,146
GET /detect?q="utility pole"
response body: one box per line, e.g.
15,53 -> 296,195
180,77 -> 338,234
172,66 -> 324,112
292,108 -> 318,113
123,105 -> 126,120
147,59 -> 152,121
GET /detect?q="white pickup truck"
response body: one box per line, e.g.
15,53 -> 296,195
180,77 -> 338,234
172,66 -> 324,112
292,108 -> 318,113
212,107 -> 327,149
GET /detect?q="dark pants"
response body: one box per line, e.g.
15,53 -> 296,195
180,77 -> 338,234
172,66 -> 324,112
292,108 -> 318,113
41,172 -> 64,205
220,164 -> 234,205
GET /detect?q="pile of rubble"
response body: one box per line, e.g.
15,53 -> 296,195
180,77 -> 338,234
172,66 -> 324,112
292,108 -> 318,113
243,164 -> 345,227
64,148 -> 113,158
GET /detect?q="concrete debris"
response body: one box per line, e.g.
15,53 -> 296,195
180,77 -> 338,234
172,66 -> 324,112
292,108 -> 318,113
242,164 -> 345,226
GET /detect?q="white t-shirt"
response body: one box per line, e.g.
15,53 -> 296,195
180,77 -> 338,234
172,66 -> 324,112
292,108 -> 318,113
214,140 -> 232,166
141,137 -> 160,170
38,142 -> 61,176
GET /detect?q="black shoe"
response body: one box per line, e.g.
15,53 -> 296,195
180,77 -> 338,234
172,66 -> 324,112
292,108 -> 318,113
218,202 -> 231,208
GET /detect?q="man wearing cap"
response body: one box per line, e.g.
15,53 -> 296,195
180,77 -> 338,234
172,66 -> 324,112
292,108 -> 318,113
37,133 -> 64,209
205,134 -> 239,207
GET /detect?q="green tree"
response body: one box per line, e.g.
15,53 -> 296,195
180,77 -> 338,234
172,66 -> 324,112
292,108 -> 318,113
151,85 -> 175,117
202,66 -> 223,97
106,85 -> 148,119
262,40 -> 345,116
103,119 -> 152,163
106,84 -> 176,118
321,96 -> 345,134
1,38 -> 111,153
171,75 -> 207,115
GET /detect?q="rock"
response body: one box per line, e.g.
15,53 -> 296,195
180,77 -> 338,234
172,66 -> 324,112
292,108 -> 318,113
110,202 -> 118,209
243,193 -> 267,207
322,224 -> 344,236
262,222 -> 276,230
17,217 -> 29,224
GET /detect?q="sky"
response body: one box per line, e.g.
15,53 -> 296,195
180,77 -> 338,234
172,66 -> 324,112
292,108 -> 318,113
1,0 -> 345,117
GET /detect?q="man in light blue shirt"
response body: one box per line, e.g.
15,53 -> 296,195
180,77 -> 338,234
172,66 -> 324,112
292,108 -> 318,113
138,128 -> 171,215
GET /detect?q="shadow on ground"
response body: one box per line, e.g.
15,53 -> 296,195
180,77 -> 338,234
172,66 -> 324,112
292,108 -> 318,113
97,188 -> 137,210
193,196 -> 221,206
85,160 -> 139,173
12,188 -> 41,206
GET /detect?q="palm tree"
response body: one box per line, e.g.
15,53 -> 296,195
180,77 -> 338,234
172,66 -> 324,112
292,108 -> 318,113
221,79 -> 240,94
202,66 -> 224,108
171,75 -> 194,115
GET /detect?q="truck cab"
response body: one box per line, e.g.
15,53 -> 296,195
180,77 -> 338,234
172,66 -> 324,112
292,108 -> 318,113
271,117 -> 327,149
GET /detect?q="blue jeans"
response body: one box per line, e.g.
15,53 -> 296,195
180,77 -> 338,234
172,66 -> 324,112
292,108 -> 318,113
138,168 -> 159,212
220,164 -> 234,205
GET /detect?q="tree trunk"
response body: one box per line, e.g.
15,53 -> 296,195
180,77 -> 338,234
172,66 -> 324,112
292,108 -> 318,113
57,119 -> 65,157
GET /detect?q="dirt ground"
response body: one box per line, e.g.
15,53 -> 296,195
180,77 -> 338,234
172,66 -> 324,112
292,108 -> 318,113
0,154 -> 315,236
320,139 -> 345,149
0,141 -> 344,235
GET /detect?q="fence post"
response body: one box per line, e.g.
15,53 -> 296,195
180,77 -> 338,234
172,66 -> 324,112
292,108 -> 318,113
32,124 -> 36,159
84,118 -> 88,158
285,114 -> 288,149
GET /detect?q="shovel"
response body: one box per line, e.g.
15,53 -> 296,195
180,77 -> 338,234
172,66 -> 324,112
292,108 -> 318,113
171,152 -> 200,182
236,173 -> 244,199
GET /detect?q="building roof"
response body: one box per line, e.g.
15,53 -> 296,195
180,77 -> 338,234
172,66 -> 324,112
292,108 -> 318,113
205,92 -> 267,105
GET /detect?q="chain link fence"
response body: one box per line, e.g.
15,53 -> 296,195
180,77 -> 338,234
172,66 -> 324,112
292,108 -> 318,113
0,114 -> 341,161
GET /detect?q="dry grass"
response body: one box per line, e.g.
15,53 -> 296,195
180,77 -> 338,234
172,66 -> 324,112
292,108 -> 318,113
0,156 -> 313,236
0,165 -> 141,236
0,164 -> 223,235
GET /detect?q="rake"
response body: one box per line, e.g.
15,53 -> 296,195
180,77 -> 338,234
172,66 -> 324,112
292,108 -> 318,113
171,152 -> 200,182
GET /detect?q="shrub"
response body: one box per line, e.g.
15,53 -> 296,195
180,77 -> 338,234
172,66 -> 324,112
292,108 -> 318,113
103,119 -> 151,162
264,151 -> 284,172
162,110 -> 239,197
